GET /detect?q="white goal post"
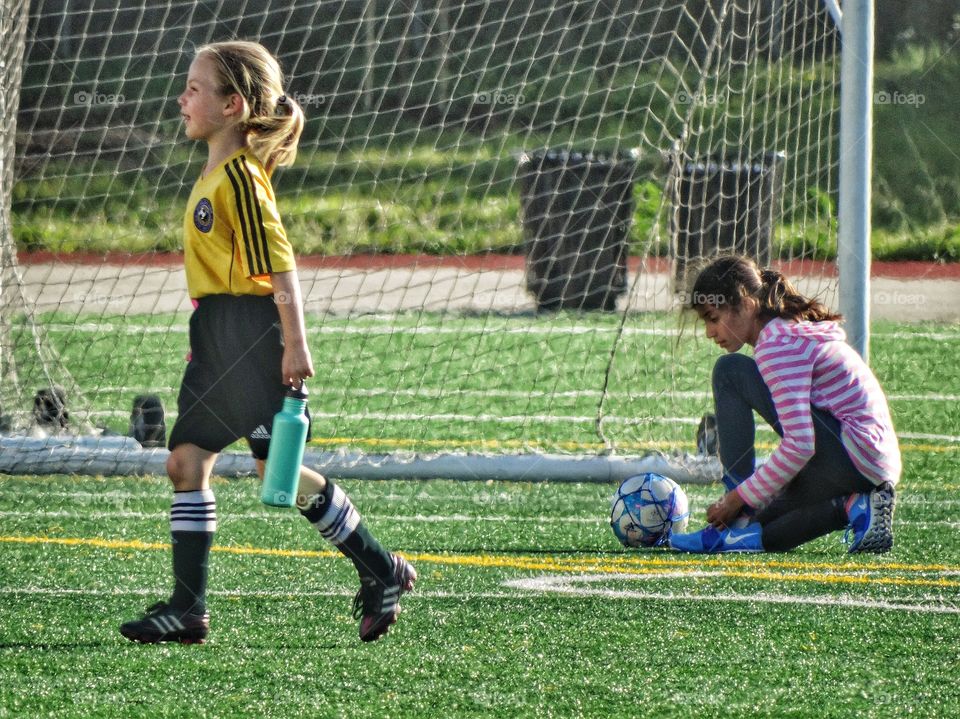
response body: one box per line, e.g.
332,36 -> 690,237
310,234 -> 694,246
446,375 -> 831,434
0,0 -> 867,482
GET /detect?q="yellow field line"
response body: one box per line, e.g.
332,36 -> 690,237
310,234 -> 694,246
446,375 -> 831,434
0,535 -> 340,560
3,534 -> 958,589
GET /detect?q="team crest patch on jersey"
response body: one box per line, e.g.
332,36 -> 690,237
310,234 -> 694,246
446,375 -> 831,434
193,198 -> 214,233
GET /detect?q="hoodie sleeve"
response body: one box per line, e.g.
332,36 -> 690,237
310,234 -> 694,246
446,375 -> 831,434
735,334 -> 817,508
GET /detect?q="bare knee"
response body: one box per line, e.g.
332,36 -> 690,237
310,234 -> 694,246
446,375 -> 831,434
166,445 -> 214,491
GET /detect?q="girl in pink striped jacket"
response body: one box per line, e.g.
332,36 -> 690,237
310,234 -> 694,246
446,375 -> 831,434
670,255 -> 901,554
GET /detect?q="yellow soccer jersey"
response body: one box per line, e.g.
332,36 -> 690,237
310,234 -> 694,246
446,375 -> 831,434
182,148 -> 296,298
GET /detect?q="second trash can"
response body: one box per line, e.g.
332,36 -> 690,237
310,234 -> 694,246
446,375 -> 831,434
670,151 -> 785,292
518,150 -> 637,311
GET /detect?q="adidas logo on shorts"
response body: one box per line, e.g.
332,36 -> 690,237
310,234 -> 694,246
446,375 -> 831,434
250,425 -> 271,440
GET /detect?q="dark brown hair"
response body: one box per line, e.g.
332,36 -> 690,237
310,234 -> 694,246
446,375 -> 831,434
689,255 -> 842,322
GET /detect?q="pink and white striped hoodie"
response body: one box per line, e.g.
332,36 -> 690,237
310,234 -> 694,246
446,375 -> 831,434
735,317 -> 902,509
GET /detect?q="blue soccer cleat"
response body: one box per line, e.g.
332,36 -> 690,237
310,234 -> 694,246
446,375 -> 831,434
845,483 -> 896,554
669,524 -> 763,554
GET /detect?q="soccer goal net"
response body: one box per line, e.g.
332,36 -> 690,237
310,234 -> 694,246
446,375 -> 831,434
1,0 -> 842,481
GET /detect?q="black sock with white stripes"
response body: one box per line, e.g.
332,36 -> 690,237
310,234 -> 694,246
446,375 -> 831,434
168,489 -> 216,614
300,480 -> 392,580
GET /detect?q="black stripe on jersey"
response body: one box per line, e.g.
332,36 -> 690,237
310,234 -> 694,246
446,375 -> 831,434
230,158 -> 267,275
224,162 -> 259,275
239,158 -> 273,274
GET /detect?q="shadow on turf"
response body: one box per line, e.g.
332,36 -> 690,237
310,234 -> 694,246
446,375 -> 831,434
415,545 -> 629,555
0,640 -> 342,650
0,641 -> 115,651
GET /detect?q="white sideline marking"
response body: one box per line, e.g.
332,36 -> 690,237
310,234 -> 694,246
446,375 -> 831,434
0,509 -> 603,524
503,573 -> 960,614
60,408 -> 960,442
305,410 -> 700,426
44,322 -> 960,342
84,408 -> 960,442
52,384 -> 960,405
3,581 -> 956,615
7,489 -> 960,510
898,432 -> 960,443
0,586 -> 526,600
2,509 -> 958,529
78,408 -> 707,426
318,388 -> 960,403
92,388 -> 713,401
45,323 -> 675,337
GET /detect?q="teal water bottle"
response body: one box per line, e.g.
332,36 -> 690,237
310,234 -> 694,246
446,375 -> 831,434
260,385 -> 309,508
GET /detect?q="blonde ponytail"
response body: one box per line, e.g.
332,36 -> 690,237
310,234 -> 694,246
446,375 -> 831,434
196,41 -> 304,172
246,93 -> 304,171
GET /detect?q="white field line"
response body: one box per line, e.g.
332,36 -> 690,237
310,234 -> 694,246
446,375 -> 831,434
0,586 -> 526,600
504,573 -> 960,614
2,509 -> 958,529
44,322 -> 960,342
78,408 -> 705,425
8,489 -> 960,509
292,388 -> 960,403
96,387 -> 714,401
72,384 -> 960,405
0,510 -> 603,524
69,407 -> 960,441
46,323 -> 674,337
1,579 -> 956,614
897,432 -> 960,442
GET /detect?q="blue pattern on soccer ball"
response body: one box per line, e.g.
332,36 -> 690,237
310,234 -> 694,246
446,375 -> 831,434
610,472 -> 690,548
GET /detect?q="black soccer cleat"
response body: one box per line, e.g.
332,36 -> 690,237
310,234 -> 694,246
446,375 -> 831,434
120,601 -> 210,644
352,554 -> 417,642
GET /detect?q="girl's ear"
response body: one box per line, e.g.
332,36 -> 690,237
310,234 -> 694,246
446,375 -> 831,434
739,296 -> 760,316
222,92 -> 246,119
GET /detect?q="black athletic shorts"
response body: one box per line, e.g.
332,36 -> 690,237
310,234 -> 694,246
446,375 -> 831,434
168,294 -> 311,459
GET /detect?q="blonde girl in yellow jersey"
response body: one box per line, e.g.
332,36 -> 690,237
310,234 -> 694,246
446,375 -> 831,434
120,41 -> 414,645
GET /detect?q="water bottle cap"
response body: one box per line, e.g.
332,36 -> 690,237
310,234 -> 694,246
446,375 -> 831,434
285,384 -> 308,400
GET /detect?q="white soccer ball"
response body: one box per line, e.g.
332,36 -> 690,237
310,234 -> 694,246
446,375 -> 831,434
610,472 -> 690,548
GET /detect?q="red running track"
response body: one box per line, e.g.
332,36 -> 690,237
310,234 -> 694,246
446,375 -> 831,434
16,251 -> 960,280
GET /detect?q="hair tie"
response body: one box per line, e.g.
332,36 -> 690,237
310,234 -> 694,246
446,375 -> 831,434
277,95 -> 287,105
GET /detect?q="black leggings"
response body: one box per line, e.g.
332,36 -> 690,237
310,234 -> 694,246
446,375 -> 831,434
712,353 -> 874,551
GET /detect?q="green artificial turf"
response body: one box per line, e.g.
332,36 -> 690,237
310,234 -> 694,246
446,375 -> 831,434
0,463 -> 959,718
1,316 -> 958,717
9,313 -> 960,453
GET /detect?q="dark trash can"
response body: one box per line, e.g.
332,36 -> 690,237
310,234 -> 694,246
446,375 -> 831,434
518,150 -> 638,311
670,152 -> 785,291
